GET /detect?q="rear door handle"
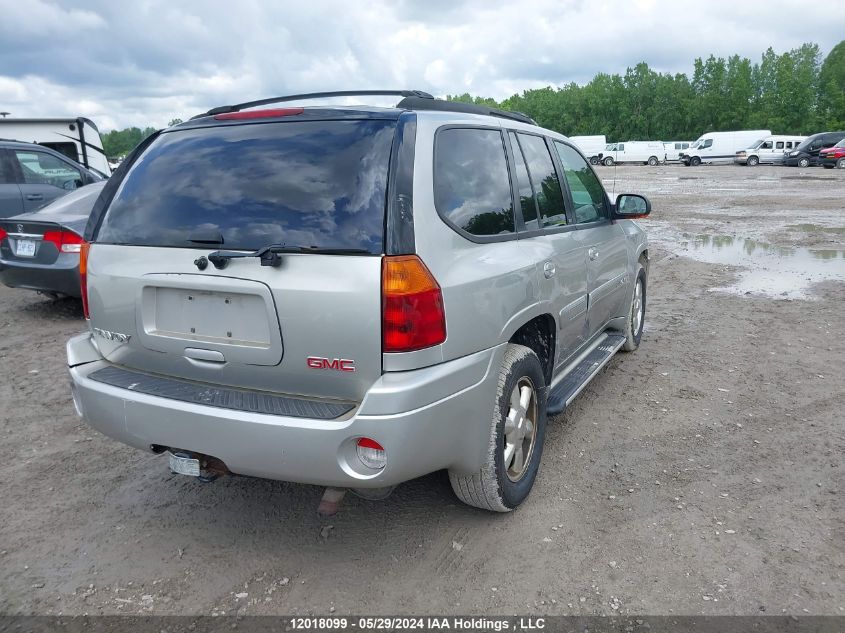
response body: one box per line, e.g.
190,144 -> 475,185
25,193 -> 44,201
543,261 -> 556,278
588,247 -> 599,261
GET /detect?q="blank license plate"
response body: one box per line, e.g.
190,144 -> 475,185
15,239 -> 36,257
169,452 -> 200,477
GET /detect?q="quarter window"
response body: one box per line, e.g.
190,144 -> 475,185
508,132 -> 538,228
554,141 -> 607,224
434,128 -> 515,237
515,133 -> 567,228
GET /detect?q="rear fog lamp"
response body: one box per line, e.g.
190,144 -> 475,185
356,437 -> 386,470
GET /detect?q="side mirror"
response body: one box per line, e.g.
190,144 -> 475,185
613,193 -> 651,219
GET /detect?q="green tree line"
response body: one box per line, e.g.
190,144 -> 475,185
101,41 -> 844,156
449,41 -> 845,141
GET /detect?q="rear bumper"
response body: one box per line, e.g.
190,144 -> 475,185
68,334 -> 505,488
0,257 -> 80,297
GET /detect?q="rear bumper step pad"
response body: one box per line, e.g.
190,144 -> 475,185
88,365 -> 354,420
547,334 -> 625,415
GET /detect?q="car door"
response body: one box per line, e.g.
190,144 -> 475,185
507,131 -> 587,364
10,149 -> 84,212
553,141 -> 629,337
0,149 -> 24,218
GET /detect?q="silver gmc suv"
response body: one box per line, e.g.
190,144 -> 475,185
66,90 -> 650,512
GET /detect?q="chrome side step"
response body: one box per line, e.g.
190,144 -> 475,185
547,333 -> 625,415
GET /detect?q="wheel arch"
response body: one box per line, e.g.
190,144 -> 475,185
507,314 -> 556,385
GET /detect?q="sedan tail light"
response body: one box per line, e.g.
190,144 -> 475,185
43,230 -> 84,253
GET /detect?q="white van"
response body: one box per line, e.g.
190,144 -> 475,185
663,141 -> 693,162
569,135 -> 607,164
601,141 -> 665,166
734,135 -> 807,166
0,118 -> 111,176
681,130 -> 771,166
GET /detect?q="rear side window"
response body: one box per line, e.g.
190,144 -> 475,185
14,151 -> 82,189
97,119 -> 395,253
434,128 -> 514,236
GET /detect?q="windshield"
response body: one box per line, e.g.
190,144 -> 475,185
605,143 -> 616,151
748,139 -> 764,149
795,135 -> 821,152
690,138 -> 704,149
97,119 -> 396,253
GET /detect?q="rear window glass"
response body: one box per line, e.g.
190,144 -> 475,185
97,119 -> 395,253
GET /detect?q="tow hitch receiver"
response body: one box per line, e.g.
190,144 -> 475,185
167,450 -> 229,482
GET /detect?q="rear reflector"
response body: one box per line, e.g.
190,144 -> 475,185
43,230 -> 84,253
79,241 -> 90,319
382,255 -> 447,353
356,437 -> 386,470
213,107 -> 304,120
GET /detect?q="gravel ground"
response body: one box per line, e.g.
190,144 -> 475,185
0,164 -> 843,617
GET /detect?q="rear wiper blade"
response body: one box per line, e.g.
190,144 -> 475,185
204,244 -> 370,269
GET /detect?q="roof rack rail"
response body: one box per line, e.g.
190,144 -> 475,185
395,96 -> 537,125
201,90 -> 435,117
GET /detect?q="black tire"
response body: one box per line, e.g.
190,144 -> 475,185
449,344 -> 547,512
798,157 -> 810,168
647,156 -> 658,166
747,155 -> 759,166
690,156 -> 701,167
603,156 -> 614,166
837,158 -> 845,169
621,263 -> 647,352
589,156 -> 599,165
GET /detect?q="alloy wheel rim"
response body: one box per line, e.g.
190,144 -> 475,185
503,377 -> 537,482
632,279 -> 644,334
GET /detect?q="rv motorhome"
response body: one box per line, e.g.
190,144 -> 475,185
0,118 -> 110,176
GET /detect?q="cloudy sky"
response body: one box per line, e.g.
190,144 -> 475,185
1,0 -> 843,131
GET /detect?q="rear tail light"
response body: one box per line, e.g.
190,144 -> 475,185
356,438 -> 386,470
382,255 -> 446,353
0,227 -> 7,241
79,241 -> 90,319
43,230 -> 84,253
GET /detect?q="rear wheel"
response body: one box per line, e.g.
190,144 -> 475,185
603,156 -> 614,166
449,344 -> 547,512
690,156 -> 701,166
747,155 -> 759,166
647,156 -> 658,166
798,157 -> 810,168
621,264 -> 647,352
837,158 -> 845,169
589,156 -> 599,165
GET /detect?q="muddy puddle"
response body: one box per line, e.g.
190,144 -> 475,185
656,231 -> 845,299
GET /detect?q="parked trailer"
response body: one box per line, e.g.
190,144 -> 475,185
0,118 -> 111,176
569,135 -> 607,165
734,135 -> 806,166
680,130 -> 770,166
601,141 -> 665,166
663,141 -> 693,162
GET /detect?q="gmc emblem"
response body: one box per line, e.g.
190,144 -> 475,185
306,356 -> 355,372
